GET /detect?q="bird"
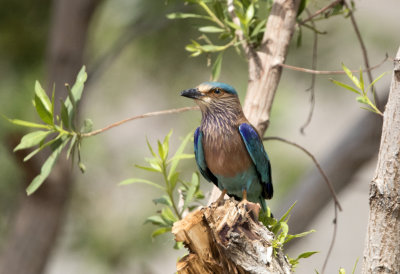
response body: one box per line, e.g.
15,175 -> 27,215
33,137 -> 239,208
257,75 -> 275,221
181,81 -> 273,212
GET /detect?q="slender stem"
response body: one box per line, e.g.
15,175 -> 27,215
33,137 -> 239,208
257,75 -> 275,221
198,2 -> 225,28
299,0 -> 343,25
321,203 -> 339,274
81,106 -> 199,138
161,160 -> 182,220
263,136 -> 342,211
279,55 -> 388,75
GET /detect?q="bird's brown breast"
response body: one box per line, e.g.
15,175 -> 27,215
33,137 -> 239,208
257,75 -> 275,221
203,130 -> 253,177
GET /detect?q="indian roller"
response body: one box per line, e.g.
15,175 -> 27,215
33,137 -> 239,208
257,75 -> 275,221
181,82 -> 273,211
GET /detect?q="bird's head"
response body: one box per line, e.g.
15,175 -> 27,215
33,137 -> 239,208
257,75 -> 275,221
181,82 -> 241,114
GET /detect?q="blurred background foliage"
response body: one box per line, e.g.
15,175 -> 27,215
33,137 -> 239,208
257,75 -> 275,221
0,0 -> 399,273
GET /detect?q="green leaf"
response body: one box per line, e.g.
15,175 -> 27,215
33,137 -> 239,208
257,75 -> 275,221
4,117 -> 50,129
35,81 -> 53,116
145,215 -> 168,226
251,19 -> 266,38
66,134 -> 77,159
297,251 -> 318,259
34,94 -> 53,125
330,79 -> 361,94
297,0 -> 309,16
60,100 -> 70,129
284,229 -> 315,243
162,130 -> 173,159
359,67 -> 364,92
166,12 -> 212,20
342,63 -> 361,89
135,164 -> 161,173
153,195 -> 173,206
161,207 -> 178,224
65,66 -> 87,117
168,154 -> 194,164
14,131 -> 51,151
183,173 -> 198,210
80,118 -> 93,133
158,140 -> 166,161
367,71 -> 387,90
169,172 -> 180,192
356,96 -> 369,104
26,138 -> 68,195
151,227 -> 171,238
211,52 -> 223,81
339,268 -> 346,274
23,133 -> 64,162
146,137 -> 157,158
199,26 -> 225,33
118,178 -> 165,190
174,241 -> 184,250
245,3 -> 255,24
168,130 -> 194,180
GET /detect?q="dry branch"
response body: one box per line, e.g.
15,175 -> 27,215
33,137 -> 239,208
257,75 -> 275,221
173,199 -> 292,274
362,47 -> 400,273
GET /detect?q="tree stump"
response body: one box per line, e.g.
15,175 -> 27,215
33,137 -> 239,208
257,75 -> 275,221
172,198 -> 292,274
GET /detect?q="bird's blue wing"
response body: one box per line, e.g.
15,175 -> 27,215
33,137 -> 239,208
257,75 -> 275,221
194,127 -> 218,186
238,123 -> 273,199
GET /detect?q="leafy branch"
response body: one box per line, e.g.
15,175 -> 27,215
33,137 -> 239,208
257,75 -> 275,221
330,63 -> 386,115
3,66 -> 198,195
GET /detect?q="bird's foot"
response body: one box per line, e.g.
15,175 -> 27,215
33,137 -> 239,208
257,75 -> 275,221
238,198 -> 260,221
214,189 -> 227,207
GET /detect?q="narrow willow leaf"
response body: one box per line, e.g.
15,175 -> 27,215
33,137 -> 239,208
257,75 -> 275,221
199,26 -> 225,33
161,207 -> 178,223
23,133 -> 64,162
146,137 -> 157,158
4,117 -> 50,129
367,72 -> 387,90
34,94 -> 53,125
342,63 -> 361,89
135,164 -> 161,173
297,251 -> 318,259
330,79 -> 360,94
66,134 -> 77,159
60,99 -> 70,129
34,81 -> 52,115
284,229 -> 316,243
162,130 -> 173,159
183,173 -> 198,210
26,138 -> 68,195
151,227 -> 171,238
211,52 -> 223,81
80,118 -> 93,133
158,140 -> 165,161
145,215 -> 168,226
166,12 -> 211,20
14,131 -> 51,151
118,178 -> 165,190
245,3 -> 255,24
153,195 -> 173,206
359,67 -> 364,92
168,130 -> 194,180
251,19 -> 266,38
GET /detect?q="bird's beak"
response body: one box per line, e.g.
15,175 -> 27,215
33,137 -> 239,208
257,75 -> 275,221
181,88 -> 203,99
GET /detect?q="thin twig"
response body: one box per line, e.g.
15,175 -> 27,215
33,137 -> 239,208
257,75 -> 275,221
81,106 -> 199,137
300,9 -> 318,134
344,1 -> 379,109
299,0 -> 343,25
321,203 -> 339,274
263,136 -> 342,211
279,54 -> 388,75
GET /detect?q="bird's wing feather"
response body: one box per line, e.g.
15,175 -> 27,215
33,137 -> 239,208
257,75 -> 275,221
238,123 -> 273,199
194,127 -> 218,186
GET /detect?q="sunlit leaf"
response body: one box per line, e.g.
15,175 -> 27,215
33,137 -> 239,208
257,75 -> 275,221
161,207 -> 178,224
166,12 -> 211,20
23,133 -> 64,162
3,116 -> 50,129
34,94 -> 53,125
168,130 -> 194,180
211,52 -> 223,81
199,26 -> 225,33
26,138 -> 69,195
34,81 -> 52,116
342,63 -> 361,89
367,72 -> 387,90
151,227 -> 171,238
119,178 -> 165,190
14,131 -> 51,151
135,164 -> 161,173
330,79 -> 360,94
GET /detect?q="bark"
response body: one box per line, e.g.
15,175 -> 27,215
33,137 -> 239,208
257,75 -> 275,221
362,47 -> 400,273
173,199 -> 292,274
0,1 -> 99,273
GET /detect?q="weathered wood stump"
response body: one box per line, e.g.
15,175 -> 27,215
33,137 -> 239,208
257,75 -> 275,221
172,198 -> 292,274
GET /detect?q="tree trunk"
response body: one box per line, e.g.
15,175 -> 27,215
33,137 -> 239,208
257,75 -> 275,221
362,47 -> 400,273
0,1 -> 99,273
173,199 -> 292,274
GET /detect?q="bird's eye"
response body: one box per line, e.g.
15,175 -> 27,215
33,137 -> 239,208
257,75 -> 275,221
214,88 -> 221,94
